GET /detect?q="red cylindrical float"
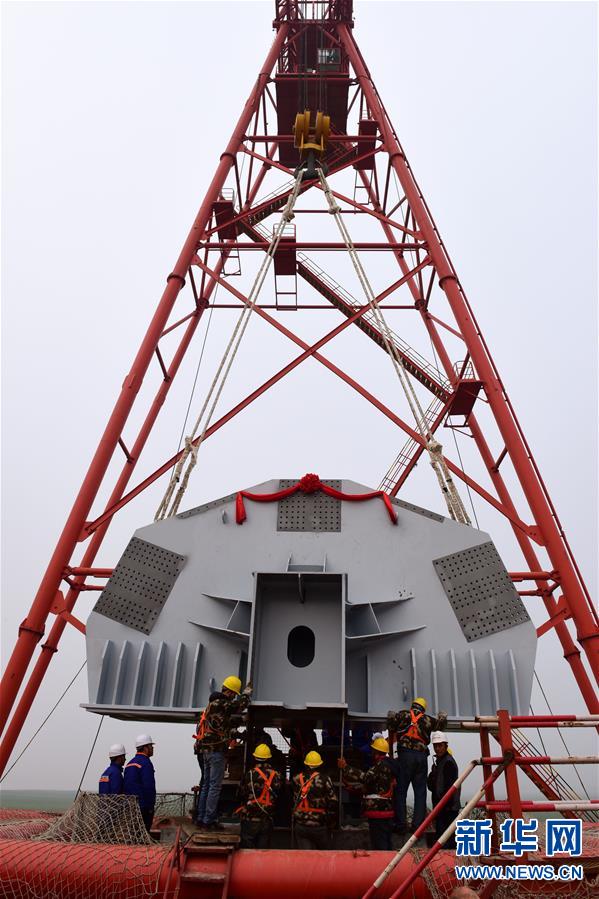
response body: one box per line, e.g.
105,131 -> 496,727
0,819 -> 53,840
0,842 -> 452,899
180,849 -> 456,899
1,841 -> 596,898
0,840 -> 174,898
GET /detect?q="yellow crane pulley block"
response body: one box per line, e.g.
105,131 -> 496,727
293,109 -> 330,156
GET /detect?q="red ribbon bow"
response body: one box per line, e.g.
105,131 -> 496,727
235,474 -> 397,525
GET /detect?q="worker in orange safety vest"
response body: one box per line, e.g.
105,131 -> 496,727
338,736 -> 396,850
235,743 -> 283,848
387,698 -> 447,833
292,751 -> 338,850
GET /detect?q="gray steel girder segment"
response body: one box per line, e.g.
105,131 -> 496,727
237,217 -> 450,401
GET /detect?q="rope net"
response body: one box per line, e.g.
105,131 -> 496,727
30,793 -> 153,845
0,810 -> 57,822
0,820 -> 55,841
0,796 -> 173,899
418,825 -> 599,898
0,810 -> 59,842
0,840 -> 172,899
421,861 -> 599,899
153,793 -> 193,821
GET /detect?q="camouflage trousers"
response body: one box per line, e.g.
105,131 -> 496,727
293,823 -> 331,850
240,817 -> 273,849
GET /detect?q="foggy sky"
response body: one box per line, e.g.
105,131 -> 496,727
1,0 -> 597,800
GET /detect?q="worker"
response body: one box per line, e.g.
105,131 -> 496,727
252,730 -> 287,776
338,736 -> 396,850
123,734 -> 156,832
194,675 -> 252,829
282,722 -> 319,778
236,743 -> 283,848
353,726 -> 378,770
98,743 -> 126,795
387,698 -> 447,833
292,751 -> 338,849
427,731 -> 460,848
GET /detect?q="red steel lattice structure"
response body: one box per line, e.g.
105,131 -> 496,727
1,0 -> 598,774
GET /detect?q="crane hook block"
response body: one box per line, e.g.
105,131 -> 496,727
293,109 -> 330,157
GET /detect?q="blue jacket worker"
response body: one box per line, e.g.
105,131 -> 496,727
124,734 -> 156,831
99,743 -> 126,794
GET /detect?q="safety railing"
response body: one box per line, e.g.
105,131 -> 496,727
295,252 -> 449,385
275,0 -> 353,23
378,396 -> 445,492
508,728 -> 599,823
362,711 -> 599,899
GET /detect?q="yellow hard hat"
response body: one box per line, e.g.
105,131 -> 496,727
412,697 -> 427,711
371,737 -> 389,755
253,743 -> 272,760
304,751 -> 323,768
222,675 -> 242,695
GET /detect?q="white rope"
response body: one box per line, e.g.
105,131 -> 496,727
318,168 -> 471,525
155,171 -> 304,520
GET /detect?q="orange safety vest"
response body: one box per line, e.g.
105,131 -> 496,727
192,706 -> 226,743
235,766 -> 276,817
248,767 -> 276,809
404,708 -> 426,744
193,708 -> 212,742
296,772 -> 325,814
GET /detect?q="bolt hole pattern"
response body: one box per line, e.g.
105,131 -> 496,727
93,537 -> 186,634
277,479 -> 342,532
433,542 -> 530,642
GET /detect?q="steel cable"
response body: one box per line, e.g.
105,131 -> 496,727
0,660 -> 87,783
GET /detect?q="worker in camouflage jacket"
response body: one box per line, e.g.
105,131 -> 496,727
292,750 -> 338,850
193,675 -> 252,828
236,743 -> 283,848
387,697 -> 447,833
338,736 -> 396,850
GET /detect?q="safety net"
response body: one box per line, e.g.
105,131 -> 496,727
418,825 -> 599,898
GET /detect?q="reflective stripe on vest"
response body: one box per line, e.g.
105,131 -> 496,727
296,772 -> 325,814
404,708 -> 426,743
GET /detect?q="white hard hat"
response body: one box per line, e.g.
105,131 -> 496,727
109,743 -> 126,758
135,733 -> 154,748
431,731 -> 448,744
372,732 -> 384,741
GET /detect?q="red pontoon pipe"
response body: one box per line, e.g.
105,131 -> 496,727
0,841 -> 174,897
0,843 -> 454,898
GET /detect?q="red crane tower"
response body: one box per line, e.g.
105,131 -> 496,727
1,0 -> 597,781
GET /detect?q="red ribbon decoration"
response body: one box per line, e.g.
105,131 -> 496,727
236,473 -> 398,525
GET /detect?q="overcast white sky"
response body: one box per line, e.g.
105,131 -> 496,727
1,1 -> 597,798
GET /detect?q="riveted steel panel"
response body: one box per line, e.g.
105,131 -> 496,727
277,479 -> 342,532
93,537 -> 186,634
433,541 -> 530,642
